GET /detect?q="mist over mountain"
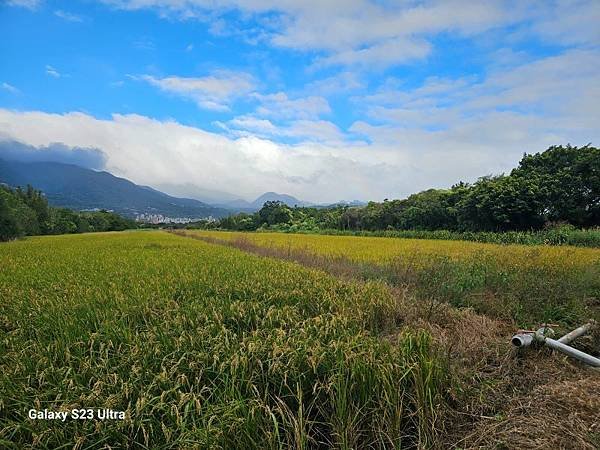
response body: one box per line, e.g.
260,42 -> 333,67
0,158 -> 229,219
219,192 -> 310,211
0,140 -> 107,170
156,182 -> 242,205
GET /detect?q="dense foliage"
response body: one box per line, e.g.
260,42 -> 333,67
0,184 -> 137,241
209,145 -> 599,236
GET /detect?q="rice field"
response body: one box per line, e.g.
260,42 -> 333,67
190,230 -> 600,268
189,231 -> 600,327
0,231 -> 444,449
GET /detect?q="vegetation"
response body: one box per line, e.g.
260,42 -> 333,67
203,145 -> 599,245
0,184 -> 137,241
1,144 -> 598,447
0,232 -> 445,448
188,230 -> 600,327
277,227 -> 600,248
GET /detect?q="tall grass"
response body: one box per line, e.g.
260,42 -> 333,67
0,232 -> 446,448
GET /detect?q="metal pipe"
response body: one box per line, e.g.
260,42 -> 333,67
542,337 -> 600,367
511,322 -> 600,367
557,320 -> 596,344
511,333 -> 534,347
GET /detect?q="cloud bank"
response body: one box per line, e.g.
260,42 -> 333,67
0,100 -> 594,203
0,140 -> 107,170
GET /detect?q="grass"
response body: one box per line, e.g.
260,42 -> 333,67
0,231 -> 446,449
188,231 -> 600,327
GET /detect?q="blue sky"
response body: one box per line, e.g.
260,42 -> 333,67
0,0 -> 598,203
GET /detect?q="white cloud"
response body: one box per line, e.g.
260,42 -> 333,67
1,82 -> 20,94
100,1 -> 600,69
6,0 -> 40,9
253,92 -> 330,119
528,0 -> 600,45
306,72 -> 364,96
0,102 -> 595,204
54,10 -> 84,22
228,115 -> 279,135
226,115 -> 346,143
348,49 -> 599,175
361,49 -> 600,135
313,37 -> 431,69
45,65 -> 61,78
283,120 -> 345,142
0,109 -> 386,201
136,71 -> 255,111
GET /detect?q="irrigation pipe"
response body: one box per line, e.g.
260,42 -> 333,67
511,321 -> 600,368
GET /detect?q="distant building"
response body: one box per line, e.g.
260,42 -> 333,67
135,213 -> 213,224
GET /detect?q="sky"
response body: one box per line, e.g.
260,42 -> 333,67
0,0 -> 598,203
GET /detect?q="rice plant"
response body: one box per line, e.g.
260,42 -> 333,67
189,230 -> 600,327
0,231 -> 445,448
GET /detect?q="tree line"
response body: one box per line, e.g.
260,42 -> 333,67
204,145 -> 599,233
0,184 -> 137,241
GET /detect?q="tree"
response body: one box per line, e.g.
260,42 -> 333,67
512,145 -> 600,226
0,189 -> 21,241
457,175 -> 545,231
398,189 -> 457,230
258,201 -> 293,226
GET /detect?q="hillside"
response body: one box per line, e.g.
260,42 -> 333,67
222,191 -> 309,211
0,159 -> 229,219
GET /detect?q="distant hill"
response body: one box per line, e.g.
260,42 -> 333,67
323,200 -> 367,208
222,192 -> 310,211
0,159 -> 229,219
218,193 -> 365,212
252,192 -> 308,208
155,182 -> 242,205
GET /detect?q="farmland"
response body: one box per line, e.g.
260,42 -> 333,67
184,230 -> 600,327
0,231 -> 443,449
2,230 -> 599,448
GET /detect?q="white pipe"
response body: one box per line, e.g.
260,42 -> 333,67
511,322 -> 600,367
542,337 -> 600,367
558,320 -> 596,344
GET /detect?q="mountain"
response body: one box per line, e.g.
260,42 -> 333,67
155,182 -> 242,205
251,192 -> 309,208
216,192 -> 309,212
0,159 -> 229,219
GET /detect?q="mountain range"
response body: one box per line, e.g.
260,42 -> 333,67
0,159 -> 230,219
0,158 -> 325,219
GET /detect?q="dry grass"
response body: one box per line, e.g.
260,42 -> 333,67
466,372 -> 600,449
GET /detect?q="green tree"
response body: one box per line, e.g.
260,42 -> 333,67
0,189 -> 21,241
258,201 -> 293,226
512,145 -> 600,226
457,175 -> 545,231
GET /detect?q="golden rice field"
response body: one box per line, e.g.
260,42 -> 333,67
0,231 -> 443,449
191,230 -> 600,269
189,230 -> 600,327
